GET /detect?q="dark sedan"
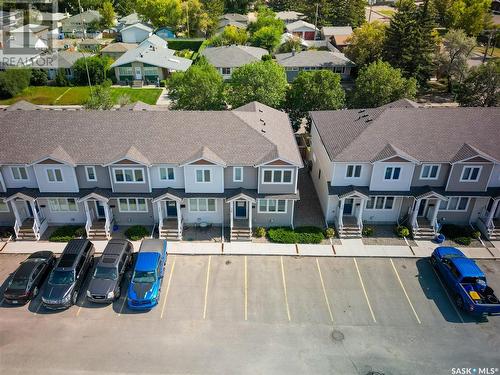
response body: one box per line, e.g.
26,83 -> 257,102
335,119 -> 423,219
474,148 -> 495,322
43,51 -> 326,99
3,251 -> 56,305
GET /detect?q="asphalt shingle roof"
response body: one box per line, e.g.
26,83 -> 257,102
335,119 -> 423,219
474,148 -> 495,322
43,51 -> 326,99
201,45 -> 268,68
275,50 -> 355,68
286,20 -> 316,32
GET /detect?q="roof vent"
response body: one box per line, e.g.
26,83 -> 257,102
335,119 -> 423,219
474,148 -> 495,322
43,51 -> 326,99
258,109 -> 263,113
358,109 -> 366,113
261,129 -> 266,133
365,118 -> 373,123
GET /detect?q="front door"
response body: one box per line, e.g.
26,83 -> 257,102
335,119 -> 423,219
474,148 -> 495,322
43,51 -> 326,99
95,201 -> 106,218
417,199 -> 428,216
25,201 -> 34,218
134,67 -> 142,80
343,198 -> 354,216
166,201 -> 177,217
235,201 -> 247,219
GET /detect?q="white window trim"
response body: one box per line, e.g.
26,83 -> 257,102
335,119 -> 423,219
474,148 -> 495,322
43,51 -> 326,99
188,198 -> 217,212
440,197 -> 470,212
46,168 -> 64,183
346,164 -> 362,179
233,167 -> 243,182
0,200 -> 10,212
365,196 -> 395,210
459,166 -> 482,182
85,166 -> 97,182
420,164 -> 441,180
112,167 -> 145,184
48,198 -> 79,212
383,166 -> 401,180
159,167 -> 175,181
257,199 -> 288,214
117,198 -> 148,213
195,169 -> 212,183
261,168 -> 294,184
10,166 -> 29,181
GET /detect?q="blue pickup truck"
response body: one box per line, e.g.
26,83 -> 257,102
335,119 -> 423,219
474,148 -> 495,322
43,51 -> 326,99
431,247 -> 500,316
127,239 -> 167,310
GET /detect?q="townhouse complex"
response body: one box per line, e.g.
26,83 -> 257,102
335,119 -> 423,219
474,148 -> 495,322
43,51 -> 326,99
0,102 -> 302,242
310,100 -> 500,241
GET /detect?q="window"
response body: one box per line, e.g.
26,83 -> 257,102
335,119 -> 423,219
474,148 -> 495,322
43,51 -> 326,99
118,198 -> 148,212
85,166 -> 96,181
233,167 -> 243,182
160,167 -> 175,181
261,169 -> 293,184
221,67 -> 231,75
384,167 -> 401,180
439,197 -> 469,211
420,164 -> 440,180
143,66 -> 158,76
188,198 -> 216,212
48,198 -> 78,212
460,166 -> 481,182
0,201 -> 9,212
113,168 -> 144,183
195,169 -> 211,183
346,165 -> 362,178
47,168 -> 63,182
258,199 -> 287,213
11,166 -> 28,180
365,196 -> 395,210
118,66 -> 133,75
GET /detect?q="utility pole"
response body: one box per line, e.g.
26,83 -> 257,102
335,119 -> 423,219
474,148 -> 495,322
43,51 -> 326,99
77,0 -> 92,92
313,3 -> 319,40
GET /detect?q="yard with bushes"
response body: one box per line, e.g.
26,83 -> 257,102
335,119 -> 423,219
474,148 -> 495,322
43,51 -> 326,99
48,226 -> 85,242
440,224 -> 481,246
267,226 -> 326,244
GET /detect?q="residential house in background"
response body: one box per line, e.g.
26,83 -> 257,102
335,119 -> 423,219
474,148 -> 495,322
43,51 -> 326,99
36,12 -> 70,29
101,42 -> 138,60
0,102 -> 302,242
120,23 -> 153,43
110,35 -> 192,85
8,24 -> 49,50
45,50 -> 94,81
216,13 -> 248,34
309,101 -> 500,240
78,38 -> 111,52
117,13 -> 141,31
321,26 -> 353,51
0,10 -> 24,31
276,11 -> 306,24
275,50 -> 355,81
61,10 -> 102,38
286,20 -> 318,41
201,45 -> 268,80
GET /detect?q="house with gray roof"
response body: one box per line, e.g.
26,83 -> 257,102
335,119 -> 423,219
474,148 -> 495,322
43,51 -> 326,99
44,50 -> 94,80
321,26 -> 353,51
309,101 -> 500,240
0,102 -> 302,242
286,20 -> 318,40
201,45 -> 268,80
61,10 -> 102,38
276,11 -> 306,24
120,22 -> 153,43
111,35 -> 192,85
101,42 -> 138,60
275,50 -> 355,81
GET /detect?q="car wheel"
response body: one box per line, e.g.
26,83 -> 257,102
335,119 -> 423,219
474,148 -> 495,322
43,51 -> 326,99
72,290 -> 78,305
33,286 -> 39,297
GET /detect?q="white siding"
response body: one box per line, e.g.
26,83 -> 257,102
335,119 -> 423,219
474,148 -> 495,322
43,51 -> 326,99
121,28 -> 151,43
38,198 -> 86,224
363,197 -> 404,223
183,165 -> 224,193
1,165 -> 38,189
331,162 -> 372,186
182,198 -> 224,224
33,164 -> 79,192
150,165 -> 185,189
369,162 -> 415,191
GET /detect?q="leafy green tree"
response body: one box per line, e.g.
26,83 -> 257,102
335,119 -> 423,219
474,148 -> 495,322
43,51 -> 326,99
285,70 -> 346,132
250,25 -> 282,52
248,6 -> 284,33
208,25 -> 248,46
73,55 -> 113,85
99,0 -> 116,29
344,21 -> 386,67
83,82 -> 114,110
201,0 -> 224,35
136,0 -> 183,28
294,0 -> 365,27
114,0 -> 138,16
446,0 -> 492,36
59,0 -> 101,13
182,0 -> 211,36
351,60 -> 417,108
278,36 -> 304,53
224,0 -> 251,13
267,0 -> 294,11
227,60 -> 288,108
30,69 -> 48,86
0,69 -> 31,98
167,57 -> 226,109
455,60 -> 499,107
432,0 -> 453,26
437,29 -> 476,92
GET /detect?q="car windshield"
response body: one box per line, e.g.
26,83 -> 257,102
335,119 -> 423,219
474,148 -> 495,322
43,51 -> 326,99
132,270 -> 156,283
49,270 -> 75,285
9,276 -> 29,290
93,266 -> 118,280
443,253 -> 463,259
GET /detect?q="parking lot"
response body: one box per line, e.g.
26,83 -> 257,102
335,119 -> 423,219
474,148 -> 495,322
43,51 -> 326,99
1,253 -> 499,374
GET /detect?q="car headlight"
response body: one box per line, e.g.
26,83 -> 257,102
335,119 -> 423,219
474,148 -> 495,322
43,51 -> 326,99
107,291 -> 114,299
86,290 -> 91,297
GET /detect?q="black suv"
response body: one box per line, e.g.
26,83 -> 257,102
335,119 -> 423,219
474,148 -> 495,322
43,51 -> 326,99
86,239 -> 133,303
42,239 -> 95,309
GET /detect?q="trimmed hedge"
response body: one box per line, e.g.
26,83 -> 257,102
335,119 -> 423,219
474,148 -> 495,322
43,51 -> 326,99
362,226 -> 374,237
395,225 -> 410,238
49,225 -> 85,242
440,224 -> 476,246
166,39 -> 204,52
454,237 -> 472,246
125,225 -> 149,241
324,227 -> 335,238
268,226 -> 324,244
254,226 -> 266,238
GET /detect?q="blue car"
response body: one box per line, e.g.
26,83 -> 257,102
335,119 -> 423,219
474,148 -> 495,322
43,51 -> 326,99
127,239 -> 167,310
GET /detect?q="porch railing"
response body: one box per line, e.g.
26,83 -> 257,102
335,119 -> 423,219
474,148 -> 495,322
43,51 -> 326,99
14,219 -> 20,238
32,218 -> 48,241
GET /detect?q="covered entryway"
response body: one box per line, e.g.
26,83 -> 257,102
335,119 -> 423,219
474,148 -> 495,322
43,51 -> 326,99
410,191 -> 447,240
336,189 -> 369,238
227,193 -> 255,241
5,192 -> 48,241
153,191 -> 184,240
78,192 -> 114,240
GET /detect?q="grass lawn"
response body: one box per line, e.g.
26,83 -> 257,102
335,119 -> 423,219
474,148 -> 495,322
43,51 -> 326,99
377,9 -> 395,17
0,86 -> 163,106
473,46 -> 500,59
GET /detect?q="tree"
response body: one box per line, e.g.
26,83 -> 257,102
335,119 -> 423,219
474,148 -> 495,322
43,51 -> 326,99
278,36 -> 304,53
114,0 -> 138,16
295,0 -> 365,28
351,60 -> 417,108
224,0 -> 251,13
167,57 -> 226,110
267,0 -> 294,12
0,69 -> 31,99
30,69 -> 48,86
344,21 -> 386,68
227,60 -> 288,108
446,0 -> 492,36
250,26 -> 282,52
248,6 -> 284,34
73,55 -> 113,85
455,60 -> 499,107
182,0 -> 211,37
432,0 -> 453,26
285,70 -> 346,132
83,82 -> 114,110
136,0 -> 183,28
201,0 -> 224,35
208,25 -> 248,46
99,0 -> 116,29
436,29 -> 476,92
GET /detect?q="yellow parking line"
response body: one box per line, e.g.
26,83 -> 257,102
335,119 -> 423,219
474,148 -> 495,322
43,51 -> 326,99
203,255 -> 212,320
353,258 -> 377,323
160,256 -> 176,319
316,258 -> 334,323
429,260 -> 465,323
280,256 -> 291,321
244,256 -> 248,321
390,259 -> 421,324
76,305 -> 82,317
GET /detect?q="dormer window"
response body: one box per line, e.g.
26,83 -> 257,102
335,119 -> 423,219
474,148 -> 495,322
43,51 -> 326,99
420,164 -> 440,180
346,165 -> 362,178
384,167 -> 401,180
47,168 -> 63,182
460,166 -> 481,182
11,166 -> 28,180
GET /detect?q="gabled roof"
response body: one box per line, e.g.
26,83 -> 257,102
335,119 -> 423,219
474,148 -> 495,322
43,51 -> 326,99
201,45 -> 268,68
286,20 -> 317,32
118,101 -> 169,111
101,42 -> 138,53
30,146 -> 76,166
275,50 -> 355,68
53,50 -> 94,68
121,22 -> 153,33
379,98 -> 419,109
370,144 -> 419,164
450,143 -> 498,164
276,11 -> 305,22
118,12 -> 141,26
180,146 -> 227,167
216,20 -> 247,31
219,13 -> 248,23
106,146 -> 151,166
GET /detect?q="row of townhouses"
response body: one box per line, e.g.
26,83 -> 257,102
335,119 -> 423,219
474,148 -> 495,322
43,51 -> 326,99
0,102 -> 302,241
309,100 -> 500,240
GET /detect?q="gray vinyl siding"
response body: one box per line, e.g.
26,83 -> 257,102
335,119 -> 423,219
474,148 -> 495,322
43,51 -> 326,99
109,198 -> 155,226
75,165 -> 111,189
411,163 -> 450,187
109,165 -> 151,193
224,167 -> 257,189
437,198 -> 476,224
253,200 -> 294,227
257,166 -> 297,194
0,210 -> 15,226
33,164 -> 79,193
446,163 -> 493,192
1,165 -> 38,189
38,198 -> 86,225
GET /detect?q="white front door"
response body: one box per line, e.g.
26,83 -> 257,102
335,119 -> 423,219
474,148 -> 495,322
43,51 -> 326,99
134,67 -> 142,80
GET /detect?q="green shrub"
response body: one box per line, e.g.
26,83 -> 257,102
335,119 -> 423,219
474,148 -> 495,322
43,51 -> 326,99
268,226 -> 324,244
324,227 -> 335,238
454,236 -> 472,246
0,228 -> 13,238
49,226 -> 85,242
30,69 -> 48,86
440,224 -> 473,239
395,225 -> 410,238
74,227 -> 86,238
0,68 -> 32,98
254,226 -> 266,238
362,226 -> 374,237
472,230 -> 481,239
268,227 -> 297,244
55,69 -> 71,86
125,225 -> 149,241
